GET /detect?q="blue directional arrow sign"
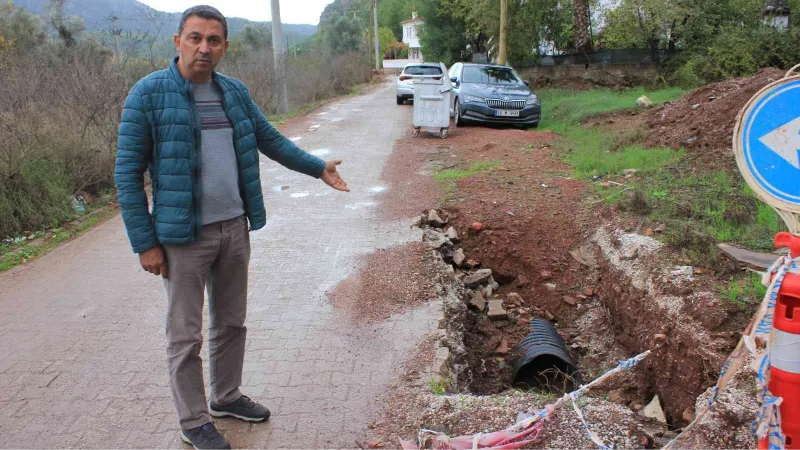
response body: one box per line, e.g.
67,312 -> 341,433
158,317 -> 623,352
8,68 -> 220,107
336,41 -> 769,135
740,79 -> 800,208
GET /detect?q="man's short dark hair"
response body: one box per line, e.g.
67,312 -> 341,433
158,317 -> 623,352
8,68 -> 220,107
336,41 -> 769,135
178,5 -> 229,40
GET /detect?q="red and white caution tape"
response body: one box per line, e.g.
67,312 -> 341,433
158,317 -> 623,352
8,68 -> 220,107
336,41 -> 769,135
401,351 -> 651,450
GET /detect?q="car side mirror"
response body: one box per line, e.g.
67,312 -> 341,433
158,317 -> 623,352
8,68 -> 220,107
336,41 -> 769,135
450,77 -> 459,85
524,80 -> 530,86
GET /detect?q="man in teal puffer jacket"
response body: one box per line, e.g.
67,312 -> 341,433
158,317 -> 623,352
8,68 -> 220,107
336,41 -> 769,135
114,6 -> 349,449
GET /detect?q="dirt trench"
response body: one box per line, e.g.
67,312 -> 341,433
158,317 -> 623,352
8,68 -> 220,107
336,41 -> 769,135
384,126 -> 752,432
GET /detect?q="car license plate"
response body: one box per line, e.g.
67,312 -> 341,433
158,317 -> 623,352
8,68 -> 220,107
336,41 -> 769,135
495,110 -> 520,117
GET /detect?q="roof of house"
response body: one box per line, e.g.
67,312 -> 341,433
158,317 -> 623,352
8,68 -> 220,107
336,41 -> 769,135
401,17 -> 424,24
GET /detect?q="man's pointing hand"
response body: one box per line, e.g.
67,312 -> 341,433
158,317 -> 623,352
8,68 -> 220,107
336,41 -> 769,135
321,160 -> 350,192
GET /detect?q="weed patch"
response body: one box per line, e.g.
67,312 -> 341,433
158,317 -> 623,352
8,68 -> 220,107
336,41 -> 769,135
427,377 -> 448,395
722,272 -> 768,307
434,160 -> 502,181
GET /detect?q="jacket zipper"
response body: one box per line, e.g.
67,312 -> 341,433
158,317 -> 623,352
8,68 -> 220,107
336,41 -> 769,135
188,82 -> 203,240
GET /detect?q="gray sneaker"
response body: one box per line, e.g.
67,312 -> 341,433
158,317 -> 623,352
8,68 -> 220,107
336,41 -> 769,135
210,395 -> 271,422
180,422 -> 230,450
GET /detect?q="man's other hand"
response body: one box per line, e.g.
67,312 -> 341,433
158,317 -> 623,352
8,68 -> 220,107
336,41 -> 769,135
321,160 -> 350,192
139,246 -> 168,278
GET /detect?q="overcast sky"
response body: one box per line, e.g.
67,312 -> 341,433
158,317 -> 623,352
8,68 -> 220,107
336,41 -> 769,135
138,0 -> 335,25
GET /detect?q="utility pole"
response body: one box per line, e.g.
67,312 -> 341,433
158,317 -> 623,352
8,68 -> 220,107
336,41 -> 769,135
112,15 -> 121,63
373,0 -> 380,70
271,0 -> 289,114
498,0 -> 508,65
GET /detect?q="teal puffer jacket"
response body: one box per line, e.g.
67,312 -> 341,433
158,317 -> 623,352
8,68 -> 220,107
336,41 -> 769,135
115,57 -> 325,254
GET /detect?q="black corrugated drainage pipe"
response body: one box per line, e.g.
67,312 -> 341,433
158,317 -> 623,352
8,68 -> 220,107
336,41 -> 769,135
511,318 -> 582,392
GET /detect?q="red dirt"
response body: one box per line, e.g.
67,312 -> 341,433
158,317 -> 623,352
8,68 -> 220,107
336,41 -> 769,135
326,242 -> 440,323
381,124 -> 604,396
644,67 -> 786,169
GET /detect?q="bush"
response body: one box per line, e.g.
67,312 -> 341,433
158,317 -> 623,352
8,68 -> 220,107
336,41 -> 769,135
221,49 -> 372,115
675,26 -> 800,83
0,44 -> 128,237
0,40 -> 372,239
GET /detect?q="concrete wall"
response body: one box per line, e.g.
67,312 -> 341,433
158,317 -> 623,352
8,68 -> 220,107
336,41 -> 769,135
382,59 -> 423,70
516,63 -> 660,86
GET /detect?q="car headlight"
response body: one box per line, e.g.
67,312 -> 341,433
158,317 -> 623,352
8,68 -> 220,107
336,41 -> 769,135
526,95 -> 540,106
464,95 -> 484,103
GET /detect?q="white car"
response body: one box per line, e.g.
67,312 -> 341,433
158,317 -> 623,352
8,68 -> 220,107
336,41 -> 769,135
396,63 -> 445,105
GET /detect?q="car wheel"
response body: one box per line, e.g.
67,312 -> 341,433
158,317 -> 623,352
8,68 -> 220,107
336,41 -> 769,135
396,95 -> 403,105
454,100 -> 464,127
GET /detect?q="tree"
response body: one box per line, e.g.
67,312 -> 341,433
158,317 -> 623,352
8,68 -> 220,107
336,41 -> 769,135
573,0 -> 592,52
325,15 -> 364,55
47,0 -> 84,48
0,1 -> 47,53
378,0 -> 415,39
378,25 -> 396,56
237,23 -> 273,51
417,0 -> 471,65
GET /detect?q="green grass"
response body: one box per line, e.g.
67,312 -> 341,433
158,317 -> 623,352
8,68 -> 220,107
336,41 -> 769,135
634,169 -> 785,251
434,160 -> 502,181
561,126 -> 685,179
540,86 -> 786,268
536,87 -> 689,179
539,87 -> 688,134
722,272 -> 768,307
427,377 -> 448,395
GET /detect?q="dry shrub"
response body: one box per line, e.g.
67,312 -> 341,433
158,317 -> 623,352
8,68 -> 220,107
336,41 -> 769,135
221,49 -> 372,115
0,40 -> 371,238
0,44 -> 130,236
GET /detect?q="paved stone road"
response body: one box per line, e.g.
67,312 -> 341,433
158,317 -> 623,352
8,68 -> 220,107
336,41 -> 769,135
0,79 -> 440,449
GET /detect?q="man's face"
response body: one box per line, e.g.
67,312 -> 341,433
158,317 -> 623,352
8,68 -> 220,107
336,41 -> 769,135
174,16 -> 229,81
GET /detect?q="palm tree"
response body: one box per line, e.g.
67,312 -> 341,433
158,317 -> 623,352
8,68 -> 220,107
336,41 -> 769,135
573,0 -> 592,53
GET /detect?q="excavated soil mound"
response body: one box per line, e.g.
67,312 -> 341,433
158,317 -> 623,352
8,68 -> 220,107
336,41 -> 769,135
644,68 -> 785,169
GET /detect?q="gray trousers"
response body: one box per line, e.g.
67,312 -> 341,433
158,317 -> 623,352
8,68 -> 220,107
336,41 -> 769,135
163,215 -> 250,429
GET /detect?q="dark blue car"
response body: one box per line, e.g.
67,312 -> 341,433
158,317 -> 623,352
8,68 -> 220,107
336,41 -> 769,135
448,63 -> 541,128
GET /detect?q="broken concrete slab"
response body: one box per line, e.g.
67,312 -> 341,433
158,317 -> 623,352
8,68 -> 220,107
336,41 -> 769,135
428,210 -> 445,228
569,245 -> 597,268
452,248 -> 466,267
469,291 -> 487,312
487,300 -> 508,320
717,243 -> 781,270
463,269 -> 493,288
445,227 -> 459,241
444,265 -> 457,281
422,229 -> 450,249
641,395 -> 667,423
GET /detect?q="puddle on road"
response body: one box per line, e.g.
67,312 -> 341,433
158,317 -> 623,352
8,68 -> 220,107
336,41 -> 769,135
309,124 -> 321,132
289,136 -> 303,142
368,186 -> 387,194
311,148 -> 331,157
272,185 -> 290,192
291,192 -> 310,198
345,202 -> 376,210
